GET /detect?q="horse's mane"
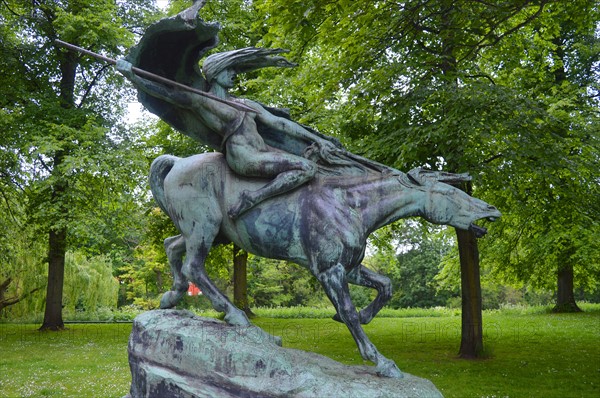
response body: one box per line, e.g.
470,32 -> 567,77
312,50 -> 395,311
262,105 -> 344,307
313,156 -> 420,192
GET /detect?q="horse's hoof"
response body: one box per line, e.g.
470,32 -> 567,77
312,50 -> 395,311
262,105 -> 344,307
224,311 -> 251,327
272,335 -> 283,346
159,291 -> 179,309
376,360 -> 403,378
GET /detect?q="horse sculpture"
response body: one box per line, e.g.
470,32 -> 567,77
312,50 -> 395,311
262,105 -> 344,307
149,151 -> 501,378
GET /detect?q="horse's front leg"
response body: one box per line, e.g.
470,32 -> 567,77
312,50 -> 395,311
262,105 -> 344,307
160,235 -> 188,309
316,263 -> 402,378
182,242 -> 250,328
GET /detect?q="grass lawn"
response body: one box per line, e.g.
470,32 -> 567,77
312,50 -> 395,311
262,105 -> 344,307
1,306 -> 598,397
0,323 -> 131,397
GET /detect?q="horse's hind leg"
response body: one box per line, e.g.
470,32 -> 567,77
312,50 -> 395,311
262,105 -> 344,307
182,235 -> 250,327
316,263 -> 402,378
160,235 -> 188,309
333,265 -> 392,324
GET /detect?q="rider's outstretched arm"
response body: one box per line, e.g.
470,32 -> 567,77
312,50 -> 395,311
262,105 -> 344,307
117,59 -> 194,108
116,60 -> 240,126
246,99 -> 343,149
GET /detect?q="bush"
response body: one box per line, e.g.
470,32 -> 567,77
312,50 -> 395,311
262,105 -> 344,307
253,306 -> 336,319
191,305 -> 463,319
112,305 -> 144,321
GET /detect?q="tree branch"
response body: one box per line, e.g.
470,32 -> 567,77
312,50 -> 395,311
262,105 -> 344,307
0,278 -> 44,310
37,154 -> 53,174
483,153 -> 503,164
0,277 -> 12,292
465,73 -> 496,85
458,0 -> 550,65
78,63 -> 111,109
0,187 -> 22,226
1,0 -> 23,17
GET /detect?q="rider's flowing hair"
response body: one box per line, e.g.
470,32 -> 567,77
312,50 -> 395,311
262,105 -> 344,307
202,47 -> 296,83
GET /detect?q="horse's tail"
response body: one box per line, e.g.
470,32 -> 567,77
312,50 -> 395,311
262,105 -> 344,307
149,155 -> 180,215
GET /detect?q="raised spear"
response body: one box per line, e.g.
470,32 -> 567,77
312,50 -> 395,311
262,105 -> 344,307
54,39 -> 257,114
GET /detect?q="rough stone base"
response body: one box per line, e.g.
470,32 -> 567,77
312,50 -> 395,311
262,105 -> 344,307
125,309 -> 443,397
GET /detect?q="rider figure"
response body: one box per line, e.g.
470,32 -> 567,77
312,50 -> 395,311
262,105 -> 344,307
117,48 -> 339,218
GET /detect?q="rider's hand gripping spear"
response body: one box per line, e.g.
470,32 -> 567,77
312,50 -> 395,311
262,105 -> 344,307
54,39 -> 257,114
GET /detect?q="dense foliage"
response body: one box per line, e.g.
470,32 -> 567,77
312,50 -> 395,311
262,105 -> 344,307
0,0 -> 160,325
251,0 -> 599,309
1,0 -> 598,323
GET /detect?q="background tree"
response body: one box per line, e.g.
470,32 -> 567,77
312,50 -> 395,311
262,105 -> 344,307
3,0 -> 595,324
478,0 -> 600,312
392,223 -> 454,309
233,245 -> 253,316
253,0 -> 553,358
0,0 -> 158,329
0,185 -> 46,316
247,256 -> 326,307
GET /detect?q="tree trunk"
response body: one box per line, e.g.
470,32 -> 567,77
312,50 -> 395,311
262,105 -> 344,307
233,245 -> 254,317
40,149 -> 69,331
39,227 -> 67,331
456,227 -> 484,358
548,35 -> 581,314
436,2 -> 485,358
156,269 -> 164,293
38,39 -> 77,331
553,263 -> 581,313
454,177 -> 484,358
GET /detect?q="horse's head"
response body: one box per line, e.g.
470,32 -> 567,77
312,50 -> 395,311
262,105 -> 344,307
407,168 -> 501,237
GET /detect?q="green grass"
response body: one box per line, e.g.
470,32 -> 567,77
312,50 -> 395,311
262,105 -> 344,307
0,323 -> 131,397
1,306 -> 598,397
254,308 -> 600,398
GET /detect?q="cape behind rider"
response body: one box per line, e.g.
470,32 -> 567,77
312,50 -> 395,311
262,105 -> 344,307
117,47 -> 343,219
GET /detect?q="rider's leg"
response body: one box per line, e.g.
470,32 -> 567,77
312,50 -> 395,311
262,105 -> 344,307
226,148 -> 316,218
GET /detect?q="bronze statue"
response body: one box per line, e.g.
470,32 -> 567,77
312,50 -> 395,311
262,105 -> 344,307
114,0 -> 500,379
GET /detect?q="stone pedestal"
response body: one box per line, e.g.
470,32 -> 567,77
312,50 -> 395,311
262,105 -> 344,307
125,310 -> 443,397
